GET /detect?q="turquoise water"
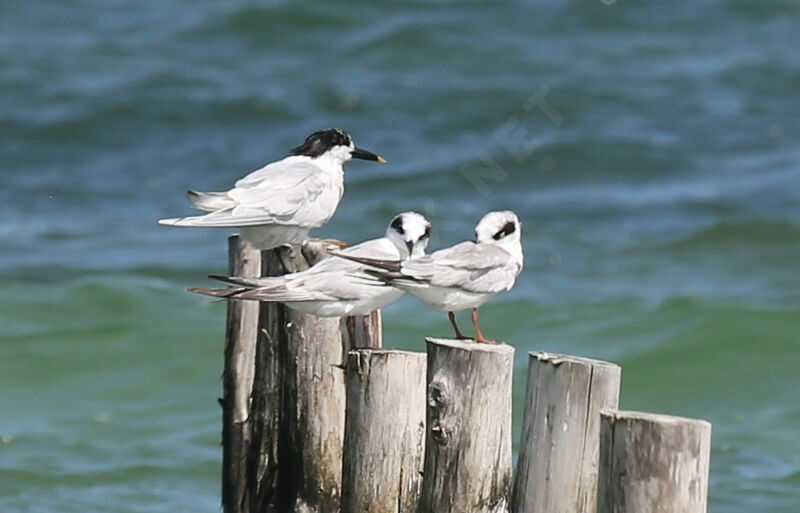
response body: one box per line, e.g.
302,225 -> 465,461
2,1 -> 799,511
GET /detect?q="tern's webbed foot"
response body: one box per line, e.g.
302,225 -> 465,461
317,238 -> 348,250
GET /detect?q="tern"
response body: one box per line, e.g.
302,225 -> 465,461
188,212 -> 431,317
158,128 -> 385,249
333,210 -> 523,343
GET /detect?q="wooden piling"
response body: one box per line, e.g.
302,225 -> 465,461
341,310 -> 382,350
221,236 -> 261,513
222,240 -> 381,513
512,352 -> 622,513
216,241 -> 713,512
417,338 -> 515,513
597,410 -> 712,513
341,349 -> 427,512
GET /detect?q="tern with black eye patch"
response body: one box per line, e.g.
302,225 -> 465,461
333,210 -> 523,344
390,215 -> 405,235
493,221 -> 516,240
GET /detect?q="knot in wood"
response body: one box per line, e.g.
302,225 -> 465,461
428,379 -> 451,446
428,381 -> 448,408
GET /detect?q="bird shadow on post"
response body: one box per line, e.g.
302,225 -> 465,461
220,237 -> 381,513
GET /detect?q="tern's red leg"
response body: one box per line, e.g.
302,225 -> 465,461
448,312 -> 470,340
472,308 -> 499,344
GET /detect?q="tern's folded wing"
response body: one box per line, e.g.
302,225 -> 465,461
294,270 -> 389,301
397,243 -> 518,294
232,287 -> 340,302
208,275 -> 288,288
198,238 -> 399,303
233,157 -> 313,188
160,162 -> 339,228
188,285 -> 340,302
227,162 -> 339,225
216,270 -> 386,303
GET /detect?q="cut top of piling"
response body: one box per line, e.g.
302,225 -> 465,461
425,337 -> 516,354
529,350 -> 621,370
601,409 -> 713,430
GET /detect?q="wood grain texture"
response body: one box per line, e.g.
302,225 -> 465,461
241,241 -> 382,513
512,352 -> 621,513
341,310 -> 382,350
222,235 -> 261,513
242,246 -> 285,513
417,338 -> 515,513
341,349 -> 427,513
598,411 -> 712,513
247,243 -> 342,513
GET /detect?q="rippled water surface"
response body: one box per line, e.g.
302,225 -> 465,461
2,1 -> 799,511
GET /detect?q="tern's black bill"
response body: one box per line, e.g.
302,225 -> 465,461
351,147 -> 386,163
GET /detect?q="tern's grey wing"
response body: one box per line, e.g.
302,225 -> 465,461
396,242 -> 518,294
428,264 -> 518,294
280,269 -> 388,301
303,237 -> 400,274
233,285 -> 341,302
200,238 -> 399,303
190,284 -> 341,302
281,238 -> 400,300
340,237 -> 402,260
209,274 -> 289,289
202,271 -> 344,302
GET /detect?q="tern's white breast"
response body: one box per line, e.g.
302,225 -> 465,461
404,284 -> 498,312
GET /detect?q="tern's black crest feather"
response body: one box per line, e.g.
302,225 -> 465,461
493,221 -> 517,240
290,128 -> 353,158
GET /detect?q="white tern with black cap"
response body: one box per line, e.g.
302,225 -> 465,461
158,128 -> 385,249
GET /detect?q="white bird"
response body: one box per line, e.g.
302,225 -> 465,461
334,210 -> 523,343
158,128 -> 385,249
188,212 -> 432,317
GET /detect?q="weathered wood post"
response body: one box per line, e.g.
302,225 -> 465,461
221,238 -> 381,513
597,411 -> 712,513
341,310 -> 382,350
221,236 -> 261,513
417,338 -> 515,513
512,352 -> 622,513
341,349 -> 427,512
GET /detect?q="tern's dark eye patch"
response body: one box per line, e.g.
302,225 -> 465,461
291,129 -> 352,157
493,221 -> 516,240
391,216 -> 405,235
423,224 -> 431,238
